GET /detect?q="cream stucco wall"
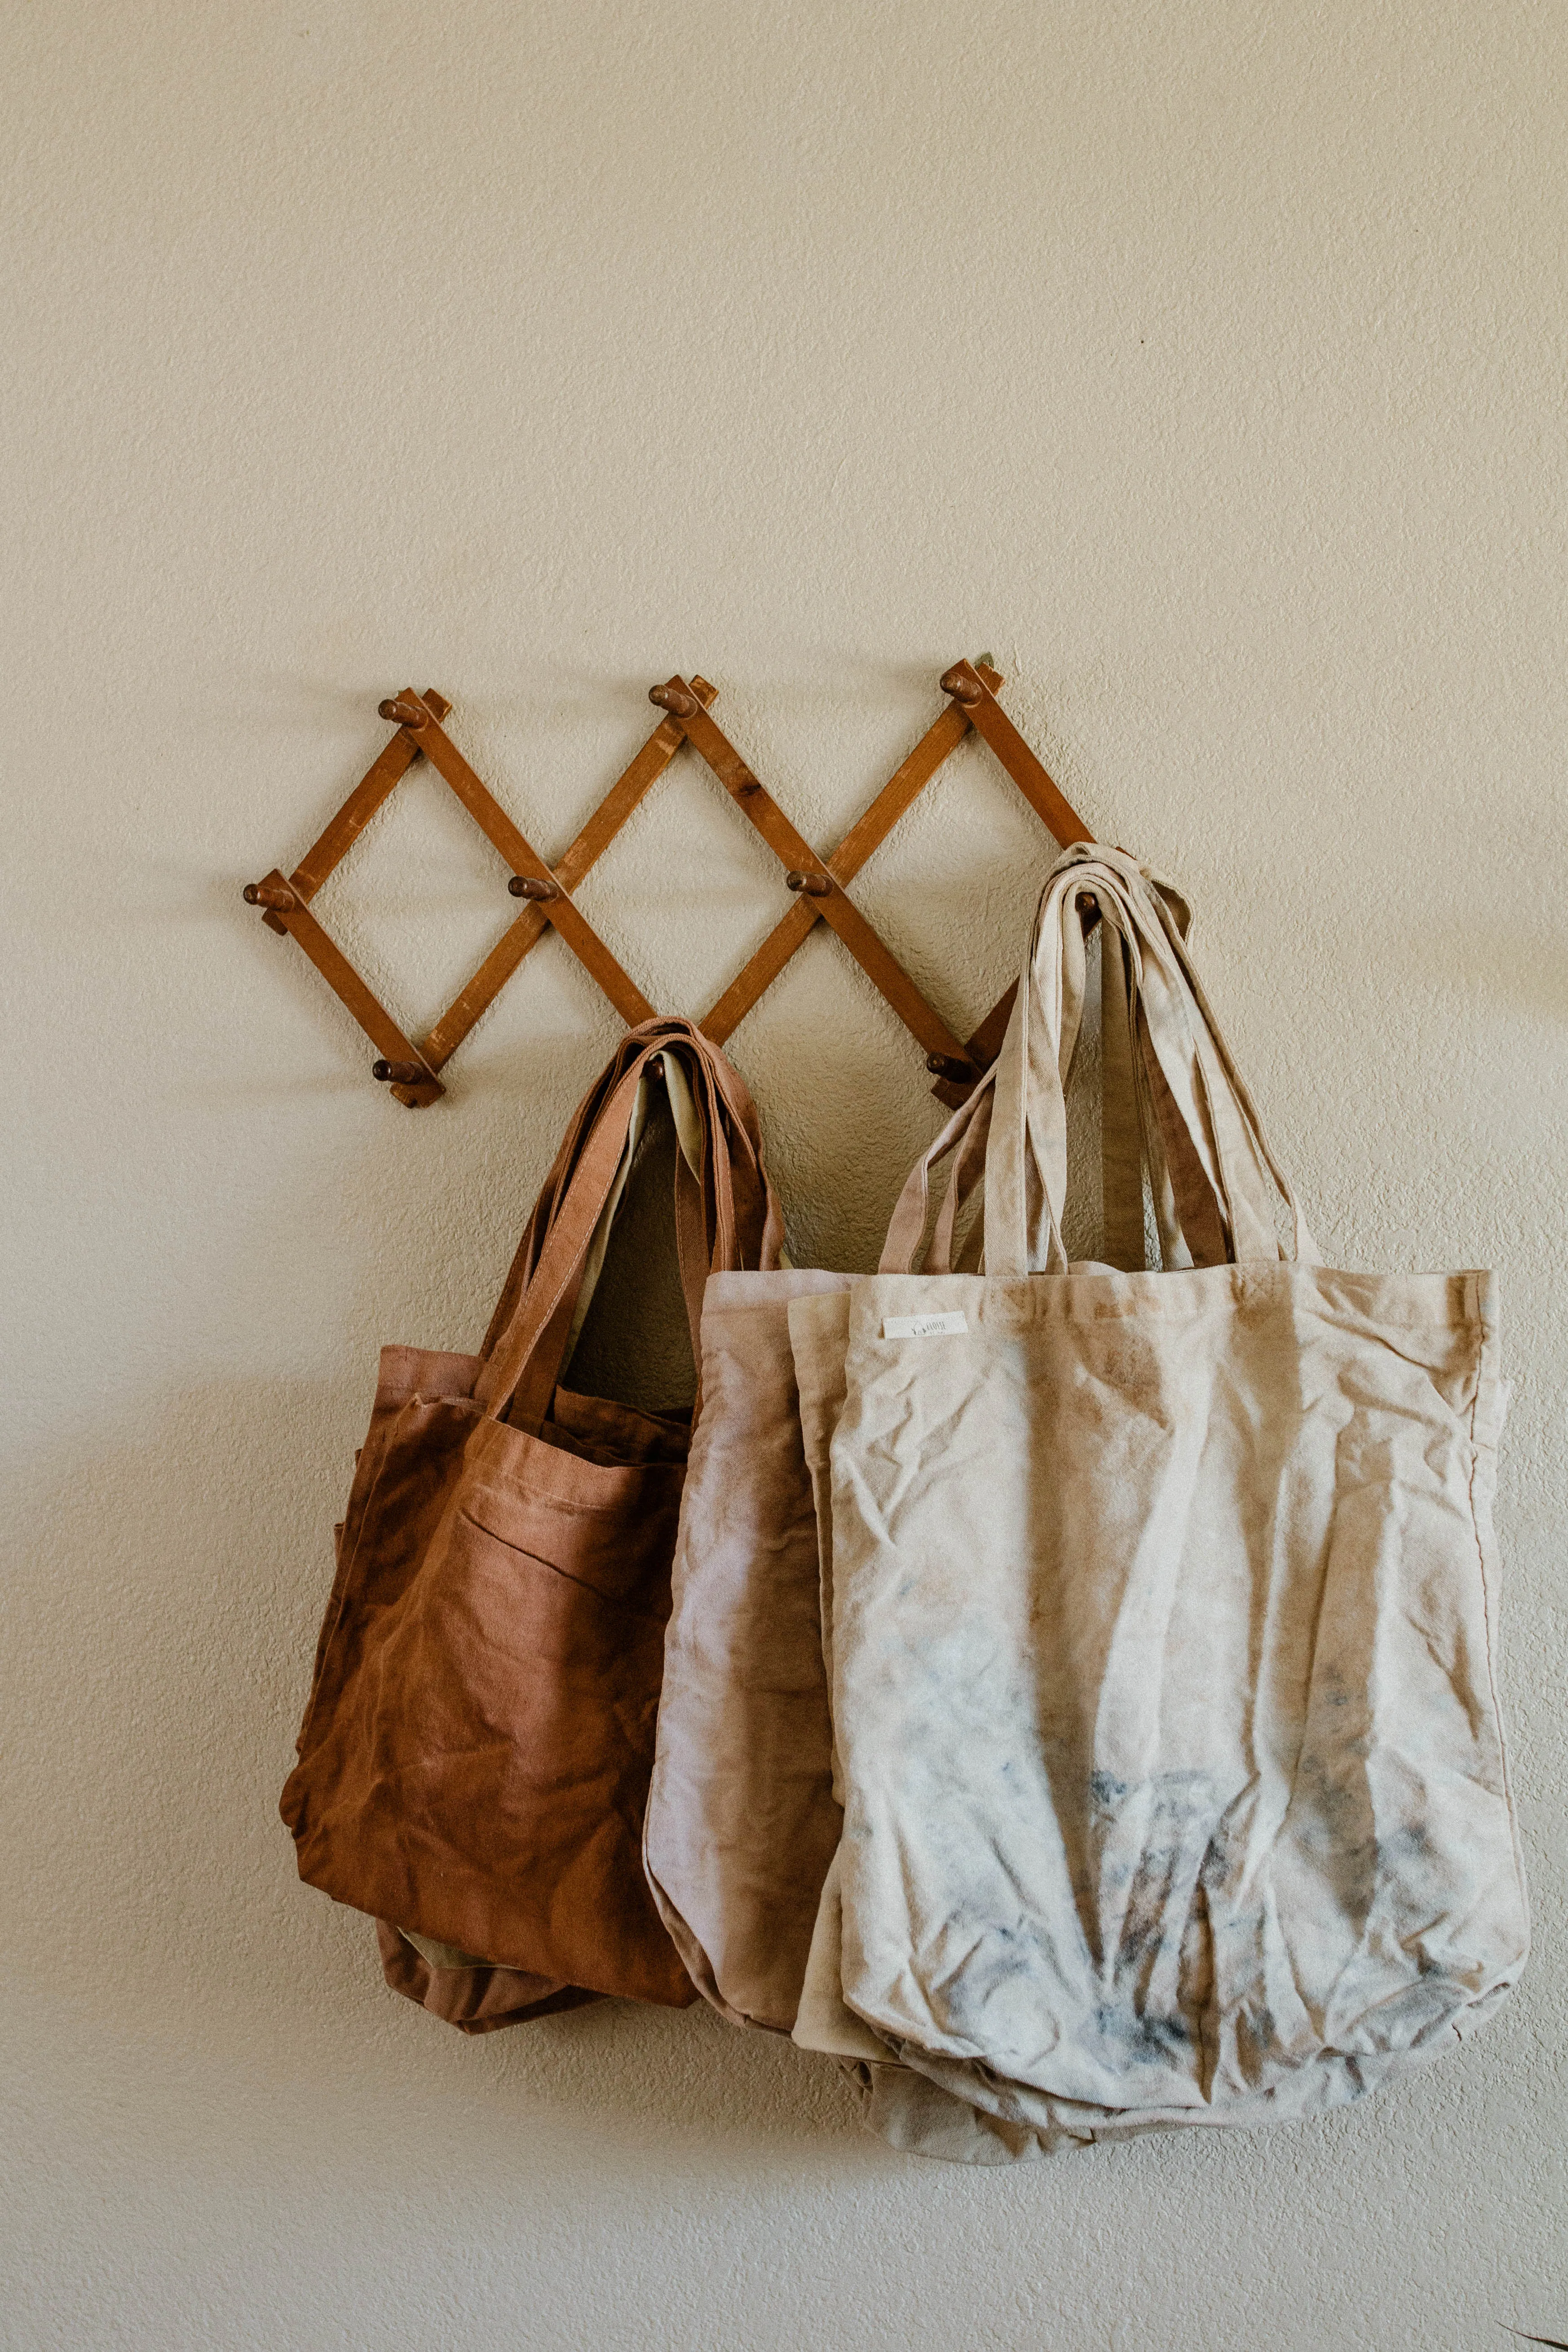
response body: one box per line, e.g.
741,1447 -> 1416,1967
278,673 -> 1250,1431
5,4 -> 1567,2346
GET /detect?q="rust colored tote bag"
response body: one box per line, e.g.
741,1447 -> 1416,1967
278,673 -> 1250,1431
280,1018 -> 784,2020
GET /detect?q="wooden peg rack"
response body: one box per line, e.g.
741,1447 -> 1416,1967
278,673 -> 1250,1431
242,660 -> 1093,1108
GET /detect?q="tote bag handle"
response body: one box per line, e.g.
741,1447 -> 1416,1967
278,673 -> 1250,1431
478,1022 -> 777,1361
478,1025 -> 779,1429
879,1073 -> 995,1275
474,1021 -> 782,1429
983,846 -> 1316,1280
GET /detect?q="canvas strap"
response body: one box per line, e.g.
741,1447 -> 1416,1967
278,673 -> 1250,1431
879,922 -> 1152,1278
879,1074 -> 995,1276
983,846 -> 1315,1279
1099,923 -> 1147,1272
474,1020 -> 782,1429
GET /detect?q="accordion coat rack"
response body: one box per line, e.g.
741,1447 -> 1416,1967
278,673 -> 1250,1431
242,659 -> 1094,1110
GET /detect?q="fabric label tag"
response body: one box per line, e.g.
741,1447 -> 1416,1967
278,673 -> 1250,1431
882,1310 -> 969,1339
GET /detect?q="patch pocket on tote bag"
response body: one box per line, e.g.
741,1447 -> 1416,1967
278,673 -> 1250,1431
447,1498 -> 670,1802
457,1475 -> 677,1619
425,1503 -> 660,1749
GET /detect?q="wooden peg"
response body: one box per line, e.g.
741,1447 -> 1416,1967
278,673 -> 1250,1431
927,1052 -> 979,1084
508,874 -> 559,900
379,695 -> 428,728
785,871 -> 832,897
372,1059 -> 428,1085
649,682 -> 699,718
243,881 -> 297,912
1076,890 -> 1101,931
939,664 -> 985,706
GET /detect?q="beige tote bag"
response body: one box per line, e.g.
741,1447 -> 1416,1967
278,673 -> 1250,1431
812,844 -> 1528,2148
645,1258 -> 1039,2162
642,1266 -> 851,2031
643,1144 -> 1055,2161
642,1114 -> 1001,2039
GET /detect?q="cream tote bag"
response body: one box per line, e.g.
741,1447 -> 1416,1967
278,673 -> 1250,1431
811,843 -> 1527,2149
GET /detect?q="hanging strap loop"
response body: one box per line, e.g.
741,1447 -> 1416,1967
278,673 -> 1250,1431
880,905 -> 1163,1279
879,1069 -> 998,1275
474,1020 -> 782,1429
982,845 -> 1314,1280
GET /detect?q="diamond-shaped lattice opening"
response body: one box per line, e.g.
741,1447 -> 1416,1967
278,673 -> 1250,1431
847,727 -> 1052,1027
574,741 -> 797,1018
636,661 -> 1091,1102
309,756 -> 520,1039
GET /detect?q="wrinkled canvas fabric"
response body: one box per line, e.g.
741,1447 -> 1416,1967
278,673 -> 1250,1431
803,845 -> 1527,2154
788,1287 -> 1059,2162
643,1268 -> 850,2030
281,1019 -> 784,2020
646,1257 -> 1036,2159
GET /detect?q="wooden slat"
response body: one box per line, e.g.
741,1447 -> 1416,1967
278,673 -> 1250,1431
702,903 -> 817,1044
406,695 -> 657,1032
942,660 -> 1092,848
701,665 -> 1002,1043
412,905 -> 550,1078
554,676 -> 716,893
288,687 -> 452,902
288,732 -> 417,901
257,871 -> 443,1103
925,663 -> 1094,1105
676,693 -> 976,1071
830,663 -> 1000,869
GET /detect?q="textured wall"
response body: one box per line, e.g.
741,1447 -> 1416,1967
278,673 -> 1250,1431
5,3 -> 1566,2346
